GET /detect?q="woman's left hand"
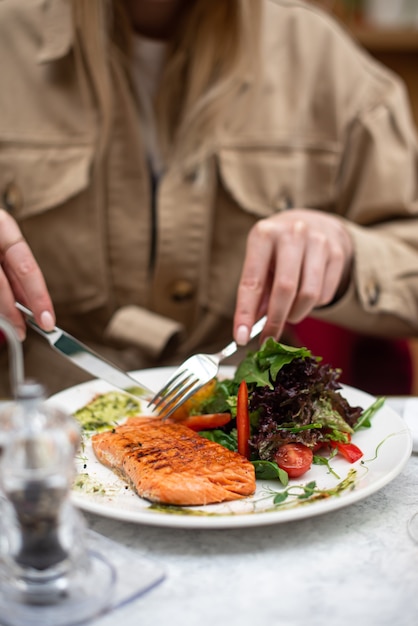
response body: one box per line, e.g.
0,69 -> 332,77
233,208 -> 354,345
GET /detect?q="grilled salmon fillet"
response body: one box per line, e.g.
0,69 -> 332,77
91,417 -> 256,506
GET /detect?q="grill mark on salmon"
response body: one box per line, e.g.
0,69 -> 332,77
91,417 -> 256,506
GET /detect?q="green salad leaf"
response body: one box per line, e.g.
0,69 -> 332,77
353,396 -> 386,431
252,460 -> 289,485
234,338 -> 314,389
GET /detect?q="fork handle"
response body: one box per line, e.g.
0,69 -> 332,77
219,316 -> 267,360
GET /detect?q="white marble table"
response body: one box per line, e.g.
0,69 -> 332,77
1,398 -> 417,626
84,398 -> 418,626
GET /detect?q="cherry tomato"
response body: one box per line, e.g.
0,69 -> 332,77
167,413 -> 231,431
274,443 -> 313,478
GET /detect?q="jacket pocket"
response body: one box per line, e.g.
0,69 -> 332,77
217,145 -> 338,214
0,144 -> 109,312
0,145 -> 93,215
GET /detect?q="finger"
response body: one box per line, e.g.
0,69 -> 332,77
262,220 -> 306,340
287,231 -> 329,323
0,208 -> 24,259
3,242 -> 55,330
0,209 -> 55,330
234,222 -> 275,344
0,265 -> 27,340
319,247 -> 346,305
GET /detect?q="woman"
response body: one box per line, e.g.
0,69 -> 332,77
0,0 -> 418,394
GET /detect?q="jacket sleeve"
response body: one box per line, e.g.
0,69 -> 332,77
315,68 -> 418,337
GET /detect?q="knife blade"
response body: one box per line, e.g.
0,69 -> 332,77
15,302 -> 156,403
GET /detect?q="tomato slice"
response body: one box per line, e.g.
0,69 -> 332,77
274,443 -> 313,478
237,380 -> 250,459
329,441 -> 363,463
167,413 -> 231,431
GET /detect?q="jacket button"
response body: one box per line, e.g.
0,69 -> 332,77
3,183 -> 23,213
170,279 -> 195,302
365,281 -> 380,306
274,192 -> 293,211
184,169 -> 199,184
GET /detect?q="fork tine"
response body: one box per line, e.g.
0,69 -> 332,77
147,369 -> 190,409
148,368 -> 200,416
154,375 -> 198,416
158,379 -> 205,420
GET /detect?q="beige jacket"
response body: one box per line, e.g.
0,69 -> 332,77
1,0 -> 418,393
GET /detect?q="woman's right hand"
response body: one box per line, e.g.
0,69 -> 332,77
0,208 -> 55,340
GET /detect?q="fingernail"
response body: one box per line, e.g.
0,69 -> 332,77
17,327 -> 26,342
40,310 -> 55,331
236,325 -> 250,346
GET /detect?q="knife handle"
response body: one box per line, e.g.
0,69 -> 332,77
16,301 -> 39,322
15,302 -> 59,343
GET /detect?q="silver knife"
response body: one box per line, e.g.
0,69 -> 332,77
15,302 -> 156,403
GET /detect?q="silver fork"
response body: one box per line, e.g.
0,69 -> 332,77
149,316 -> 267,419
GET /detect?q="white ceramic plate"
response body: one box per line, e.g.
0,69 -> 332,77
48,367 -> 412,529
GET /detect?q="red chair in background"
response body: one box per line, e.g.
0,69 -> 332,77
290,318 -> 413,397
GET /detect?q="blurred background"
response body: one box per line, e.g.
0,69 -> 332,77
311,0 -> 418,27
309,1 -> 418,124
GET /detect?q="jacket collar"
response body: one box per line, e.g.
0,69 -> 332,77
37,0 -> 74,63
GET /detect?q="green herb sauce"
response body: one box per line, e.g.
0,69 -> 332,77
73,473 -> 107,495
73,390 -> 143,433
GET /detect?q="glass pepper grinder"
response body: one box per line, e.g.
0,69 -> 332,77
0,316 -> 114,626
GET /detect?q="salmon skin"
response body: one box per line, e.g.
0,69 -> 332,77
91,417 -> 256,506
